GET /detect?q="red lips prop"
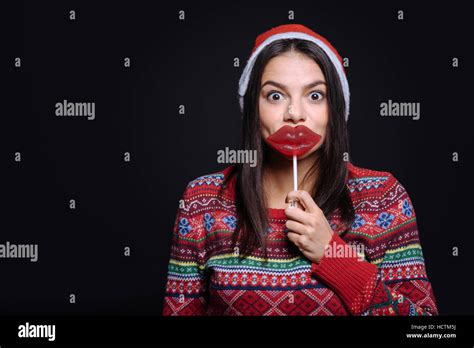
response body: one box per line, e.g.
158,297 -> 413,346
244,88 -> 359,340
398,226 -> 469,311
265,125 -> 321,157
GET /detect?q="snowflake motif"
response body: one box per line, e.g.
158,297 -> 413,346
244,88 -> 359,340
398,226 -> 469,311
251,275 -> 258,285
376,212 -> 395,229
351,214 -> 366,230
402,199 -> 413,217
242,274 -> 248,285
203,213 -> 215,232
222,215 -> 237,229
178,218 -> 192,236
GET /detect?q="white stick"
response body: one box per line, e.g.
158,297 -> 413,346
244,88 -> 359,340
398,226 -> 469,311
293,154 -> 297,191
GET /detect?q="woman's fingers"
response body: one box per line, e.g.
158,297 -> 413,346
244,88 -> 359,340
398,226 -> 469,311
285,190 -> 319,214
287,231 -> 308,251
284,204 -> 311,225
285,219 -> 306,235
287,231 -> 300,247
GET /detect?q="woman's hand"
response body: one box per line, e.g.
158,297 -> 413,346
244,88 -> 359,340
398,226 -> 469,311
285,190 -> 334,264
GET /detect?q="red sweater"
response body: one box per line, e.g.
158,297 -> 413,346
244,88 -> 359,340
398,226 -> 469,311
162,163 -> 438,316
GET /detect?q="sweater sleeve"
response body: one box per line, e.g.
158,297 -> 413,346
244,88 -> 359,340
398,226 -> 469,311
311,176 -> 438,316
162,185 -> 209,316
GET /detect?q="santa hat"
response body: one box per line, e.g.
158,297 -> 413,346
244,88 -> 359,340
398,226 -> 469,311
238,23 -> 350,121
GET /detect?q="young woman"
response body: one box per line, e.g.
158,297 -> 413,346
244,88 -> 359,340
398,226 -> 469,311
162,24 -> 438,316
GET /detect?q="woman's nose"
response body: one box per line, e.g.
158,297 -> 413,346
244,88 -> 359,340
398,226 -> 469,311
284,102 -> 306,123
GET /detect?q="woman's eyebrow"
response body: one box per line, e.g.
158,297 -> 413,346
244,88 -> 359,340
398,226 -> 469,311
261,80 -> 327,90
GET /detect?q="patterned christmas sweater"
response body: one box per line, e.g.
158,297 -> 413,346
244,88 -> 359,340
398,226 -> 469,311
162,163 -> 438,316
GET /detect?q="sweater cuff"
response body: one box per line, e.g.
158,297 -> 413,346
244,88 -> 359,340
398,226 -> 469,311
311,232 -> 378,313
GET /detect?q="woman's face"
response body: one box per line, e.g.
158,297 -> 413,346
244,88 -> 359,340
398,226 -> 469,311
259,51 -> 328,160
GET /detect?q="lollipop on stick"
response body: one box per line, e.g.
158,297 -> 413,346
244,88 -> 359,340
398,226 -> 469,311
266,125 -> 322,208
293,154 -> 298,191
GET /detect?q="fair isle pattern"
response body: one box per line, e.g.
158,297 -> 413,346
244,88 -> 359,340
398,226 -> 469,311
163,163 -> 438,316
187,173 -> 225,188
347,176 -> 388,193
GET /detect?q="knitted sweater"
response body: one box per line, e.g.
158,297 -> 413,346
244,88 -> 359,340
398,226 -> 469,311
162,163 -> 438,316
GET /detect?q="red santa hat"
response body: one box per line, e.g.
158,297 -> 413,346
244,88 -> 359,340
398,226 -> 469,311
238,23 -> 350,121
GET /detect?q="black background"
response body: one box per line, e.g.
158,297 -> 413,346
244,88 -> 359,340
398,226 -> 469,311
2,1 -> 472,316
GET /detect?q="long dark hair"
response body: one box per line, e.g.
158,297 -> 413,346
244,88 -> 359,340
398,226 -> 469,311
224,38 -> 355,261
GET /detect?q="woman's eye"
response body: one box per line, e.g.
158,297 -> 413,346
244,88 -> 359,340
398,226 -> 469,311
310,91 -> 324,101
267,91 -> 284,102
